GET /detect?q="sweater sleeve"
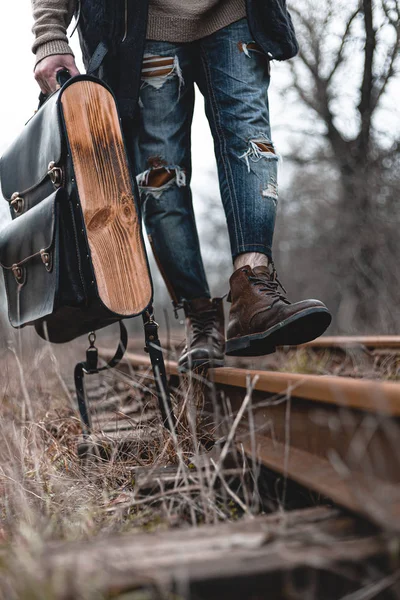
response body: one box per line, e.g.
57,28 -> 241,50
31,0 -> 76,66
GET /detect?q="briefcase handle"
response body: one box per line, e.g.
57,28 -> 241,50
56,69 -> 72,87
38,69 -> 72,109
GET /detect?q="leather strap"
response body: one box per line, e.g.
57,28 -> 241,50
74,315 -> 175,437
115,0 -> 149,119
87,41 -> 109,75
74,320 -> 127,436
74,363 -> 92,434
143,311 -> 176,430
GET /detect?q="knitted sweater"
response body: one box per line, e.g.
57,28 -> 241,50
147,0 -> 246,42
31,0 -> 246,65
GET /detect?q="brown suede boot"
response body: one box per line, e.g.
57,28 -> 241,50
226,265 -> 331,356
178,297 -> 225,371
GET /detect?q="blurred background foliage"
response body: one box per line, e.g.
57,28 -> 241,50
0,0 -> 399,338
173,0 -> 400,335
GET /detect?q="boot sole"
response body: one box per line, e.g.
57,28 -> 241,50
178,357 -> 225,373
226,307 -> 332,357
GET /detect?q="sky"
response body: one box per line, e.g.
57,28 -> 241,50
0,4 -> 219,222
0,1 -> 293,291
0,5 -> 223,155
1,2 -> 398,272
1,3 -> 399,198
0,4 -> 294,228
1,0 -> 399,324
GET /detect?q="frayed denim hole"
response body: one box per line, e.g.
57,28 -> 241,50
141,54 -> 184,98
239,138 -> 279,173
137,165 -> 187,200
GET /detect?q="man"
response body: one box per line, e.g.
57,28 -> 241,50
32,0 -> 331,370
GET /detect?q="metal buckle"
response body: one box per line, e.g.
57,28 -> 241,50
83,332 -> 98,374
143,311 -> 159,352
144,311 -> 159,330
10,193 -> 24,215
48,161 -> 63,188
40,249 -> 52,272
12,264 -> 25,285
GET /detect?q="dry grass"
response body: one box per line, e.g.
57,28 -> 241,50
0,329 -> 399,598
133,328 -> 400,380
0,331 -> 261,599
232,347 -> 400,380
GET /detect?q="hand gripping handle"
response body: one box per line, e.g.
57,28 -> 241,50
38,69 -> 72,109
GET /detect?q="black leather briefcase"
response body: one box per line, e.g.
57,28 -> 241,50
0,74 -> 153,344
0,73 -> 176,436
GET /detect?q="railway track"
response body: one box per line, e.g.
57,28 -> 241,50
38,507 -> 391,599
127,332 -> 400,378
130,335 -> 400,351
98,338 -> 400,528
302,335 -> 400,350
34,336 -> 400,599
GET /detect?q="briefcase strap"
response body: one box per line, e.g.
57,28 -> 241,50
143,310 -> 176,431
74,312 -> 176,437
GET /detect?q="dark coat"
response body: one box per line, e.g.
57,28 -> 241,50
78,0 -> 298,118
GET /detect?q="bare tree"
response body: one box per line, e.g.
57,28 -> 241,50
281,0 -> 400,332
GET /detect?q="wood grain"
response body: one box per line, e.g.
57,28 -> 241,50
210,367 -> 400,416
236,429 -> 400,525
98,351 -> 400,520
61,81 -> 151,315
41,507 -> 384,598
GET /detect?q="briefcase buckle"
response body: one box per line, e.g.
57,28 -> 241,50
40,250 -> 52,272
10,193 -> 24,215
48,162 -> 63,188
12,264 -> 25,285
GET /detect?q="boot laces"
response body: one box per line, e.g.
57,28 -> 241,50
248,268 -> 290,307
188,308 -> 219,343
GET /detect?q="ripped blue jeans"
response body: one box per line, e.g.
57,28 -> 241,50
132,18 -> 279,302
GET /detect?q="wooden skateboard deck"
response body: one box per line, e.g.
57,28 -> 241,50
61,81 -> 151,316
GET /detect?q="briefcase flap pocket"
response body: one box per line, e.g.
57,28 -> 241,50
0,91 -> 63,202
0,189 -> 65,328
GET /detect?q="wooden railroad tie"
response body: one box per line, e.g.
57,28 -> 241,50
37,507 -> 390,599
99,347 -> 400,528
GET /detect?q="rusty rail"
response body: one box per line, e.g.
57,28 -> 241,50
126,334 -> 400,353
301,335 -> 400,350
100,342 -> 400,528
